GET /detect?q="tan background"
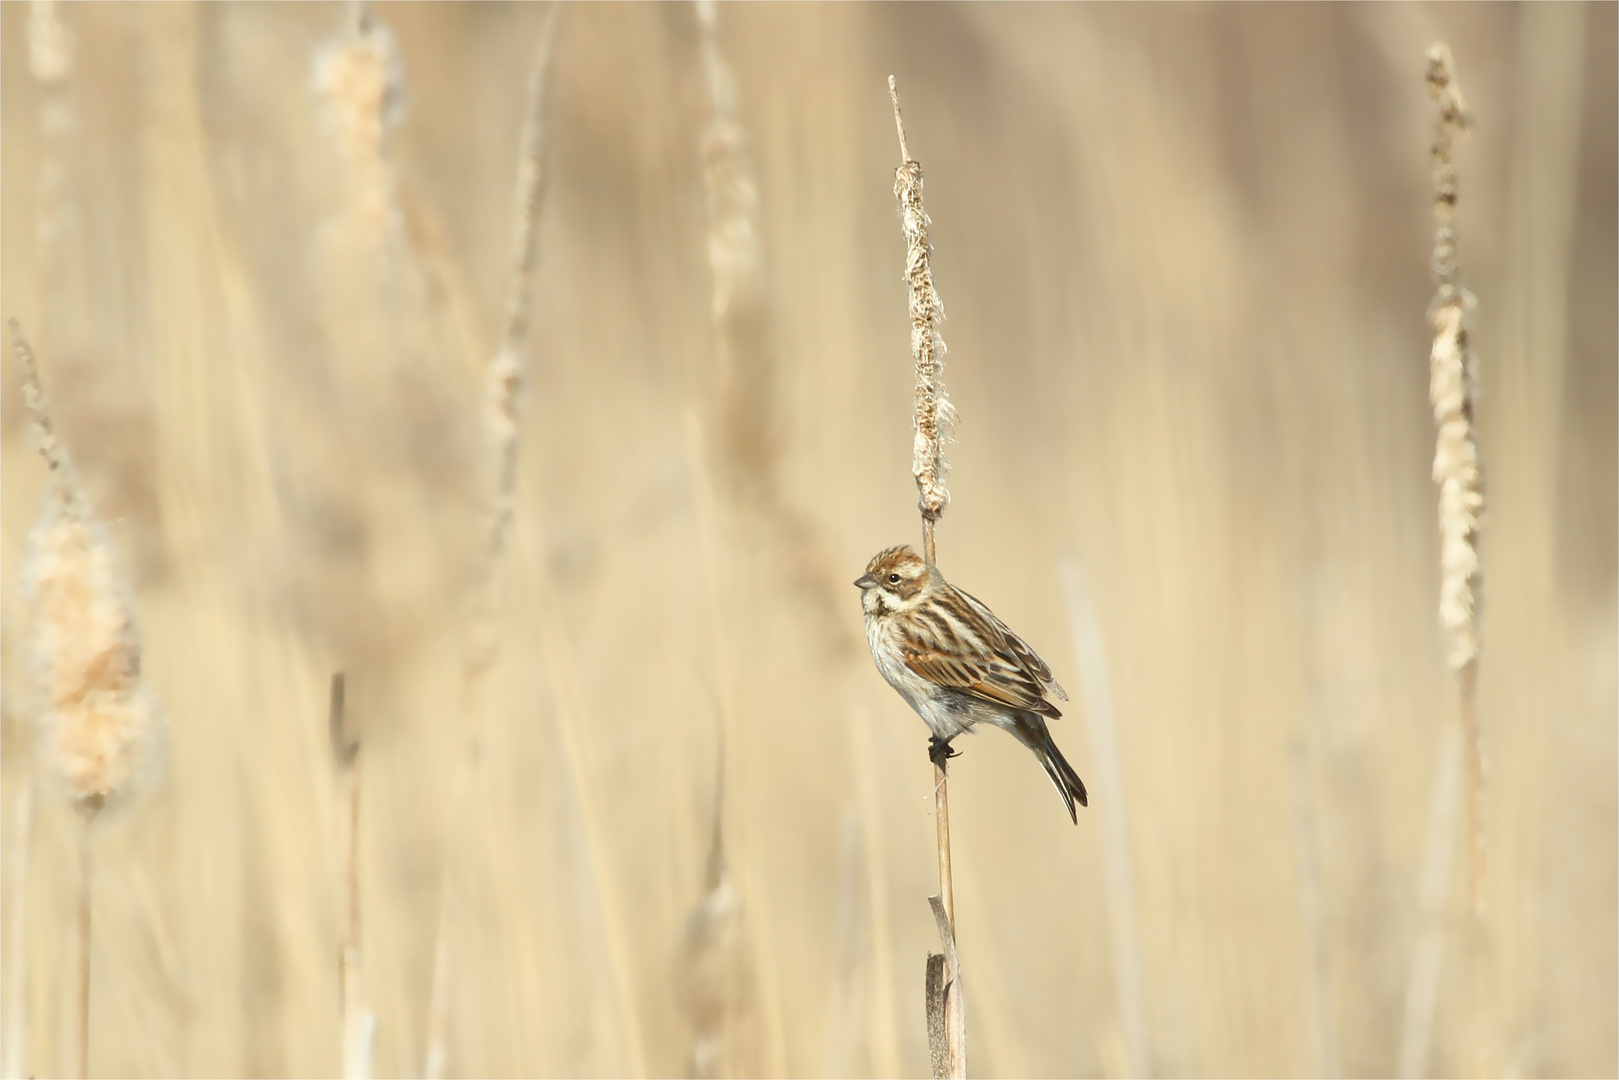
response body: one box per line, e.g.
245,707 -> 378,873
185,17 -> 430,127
1,2 -> 1613,1077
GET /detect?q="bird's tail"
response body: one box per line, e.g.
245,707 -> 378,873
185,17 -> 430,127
1012,712 -> 1088,822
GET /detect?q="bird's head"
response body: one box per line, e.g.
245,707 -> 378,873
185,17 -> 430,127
854,545 -> 931,615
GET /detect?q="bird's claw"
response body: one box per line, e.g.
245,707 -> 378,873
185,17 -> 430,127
928,735 -> 960,770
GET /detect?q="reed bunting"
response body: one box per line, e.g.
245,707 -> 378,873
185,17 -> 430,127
856,545 -> 1088,821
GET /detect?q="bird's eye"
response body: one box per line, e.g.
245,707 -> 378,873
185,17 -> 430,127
888,573 -> 901,583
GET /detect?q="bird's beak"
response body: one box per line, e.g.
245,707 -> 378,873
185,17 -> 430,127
853,573 -> 878,590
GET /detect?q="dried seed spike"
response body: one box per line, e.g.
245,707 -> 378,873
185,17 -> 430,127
314,3 -> 405,235
1425,43 -> 1483,678
12,321 -> 164,817
1425,41 -> 1485,916
888,79 -> 956,538
11,320 -> 79,516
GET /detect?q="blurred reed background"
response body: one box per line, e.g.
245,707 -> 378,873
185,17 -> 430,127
1,2 -> 1614,1077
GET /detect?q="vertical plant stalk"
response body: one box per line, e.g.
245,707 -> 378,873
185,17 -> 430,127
889,76 -> 965,1080
1398,722 -> 1464,1080
1425,43 -> 1485,915
426,9 -> 567,1076
331,675 -> 374,1080
3,772 -> 34,1080
76,823 -> 90,1080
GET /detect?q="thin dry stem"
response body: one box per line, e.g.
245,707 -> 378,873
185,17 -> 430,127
331,675 -> 373,1080
13,320 -> 78,517
3,772 -> 34,1080
889,77 -> 965,1080
463,0 -> 561,678
1426,42 -> 1485,914
76,823 -> 90,1080
1398,720 -> 1464,1078
427,11 -> 562,1075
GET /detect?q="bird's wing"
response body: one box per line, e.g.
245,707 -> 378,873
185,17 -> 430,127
898,603 -> 1062,718
949,586 -> 1069,702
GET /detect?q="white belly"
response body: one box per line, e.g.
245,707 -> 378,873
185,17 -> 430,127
865,616 -> 972,739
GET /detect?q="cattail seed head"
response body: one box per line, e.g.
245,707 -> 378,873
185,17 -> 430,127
696,0 -> 764,323
13,324 -> 164,816
890,79 -> 956,525
1429,298 -> 1483,671
27,0 -> 73,86
25,514 -> 162,815
314,3 -> 405,235
1425,44 -> 1483,673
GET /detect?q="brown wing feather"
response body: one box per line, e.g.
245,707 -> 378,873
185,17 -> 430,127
898,587 -> 1063,717
948,586 -> 1069,702
903,645 -> 1062,717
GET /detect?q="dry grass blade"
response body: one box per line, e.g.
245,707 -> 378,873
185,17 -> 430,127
1425,41 -> 1486,915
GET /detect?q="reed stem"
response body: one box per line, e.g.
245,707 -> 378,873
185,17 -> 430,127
76,820 -> 91,1080
426,8 -> 562,1074
331,674 -> 372,1080
2,772 -> 33,1080
889,75 -> 965,1080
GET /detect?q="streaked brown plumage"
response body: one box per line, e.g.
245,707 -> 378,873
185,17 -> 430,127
856,545 -> 1088,821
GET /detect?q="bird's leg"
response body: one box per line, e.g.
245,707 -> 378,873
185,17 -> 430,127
928,734 -> 960,770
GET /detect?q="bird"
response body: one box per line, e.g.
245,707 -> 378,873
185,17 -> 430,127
855,544 -> 1088,822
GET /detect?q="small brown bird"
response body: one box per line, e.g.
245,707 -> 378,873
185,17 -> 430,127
856,545 -> 1088,821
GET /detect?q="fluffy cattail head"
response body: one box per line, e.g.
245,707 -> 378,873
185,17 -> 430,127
314,2 -> 405,234
696,0 -> 764,323
25,515 -> 163,815
1425,45 -> 1483,673
27,0 -> 73,86
889,78 -> 956,525
13,323 -> 164,815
